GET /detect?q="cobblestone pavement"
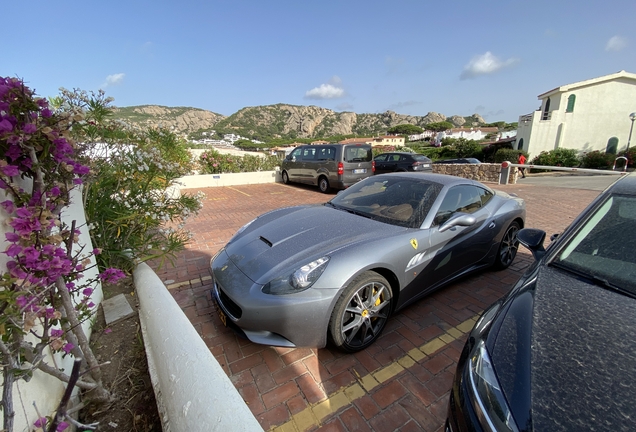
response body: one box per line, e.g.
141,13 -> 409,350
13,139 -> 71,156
151,180 -> 603,432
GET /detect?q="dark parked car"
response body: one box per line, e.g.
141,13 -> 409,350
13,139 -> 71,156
434,158 -> 481,164
446,172 -> 636,432
210,173 -> 525,353
374,152 -> 432,173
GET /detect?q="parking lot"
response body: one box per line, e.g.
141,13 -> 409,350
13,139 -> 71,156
152,178 -> 606,431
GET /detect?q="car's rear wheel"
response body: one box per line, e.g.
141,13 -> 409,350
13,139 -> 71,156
494,221 -> 520,269
318,176 -> 330,193
329,271 -> 392,352
282,170 -> 290,184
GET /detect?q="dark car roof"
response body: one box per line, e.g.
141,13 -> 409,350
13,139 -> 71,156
607,171 -> 636,195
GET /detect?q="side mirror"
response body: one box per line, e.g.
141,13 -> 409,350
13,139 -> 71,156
517,228 -> 546,261
439,213 -> 476,233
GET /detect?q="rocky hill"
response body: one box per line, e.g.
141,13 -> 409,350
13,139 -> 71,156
113,103 -> 486,141
113,105 -> 226,134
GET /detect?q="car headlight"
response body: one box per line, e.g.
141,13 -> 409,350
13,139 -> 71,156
262,257 -> 330,295
468,340 -> 519,432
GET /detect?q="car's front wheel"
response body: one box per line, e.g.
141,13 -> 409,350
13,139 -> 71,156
282,170 -> 290,184
329,271 -> 392,352
494,221 -> 520,269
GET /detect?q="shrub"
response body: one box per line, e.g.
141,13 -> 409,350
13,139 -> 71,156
529,148 -> 579,167
453,139 -> 483,159
580,151 -> 615,169
493,148 -> 524,164
57,88 -> 204,273
198,149 -> 280,174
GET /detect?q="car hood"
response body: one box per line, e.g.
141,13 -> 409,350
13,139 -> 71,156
225,205 -> 405,284
529,266 -> 636,431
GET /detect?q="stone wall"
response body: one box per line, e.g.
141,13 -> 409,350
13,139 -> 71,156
432,163 -> 516,184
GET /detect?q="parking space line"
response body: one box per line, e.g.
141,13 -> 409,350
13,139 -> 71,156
228,186 -> 251,196
165,274 -> 480,431
270,314 -> 480,431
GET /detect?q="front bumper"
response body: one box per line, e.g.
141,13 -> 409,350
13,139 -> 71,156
210,249 -> 337,348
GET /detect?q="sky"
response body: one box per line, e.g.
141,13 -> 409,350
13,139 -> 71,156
3,0 -> 636,123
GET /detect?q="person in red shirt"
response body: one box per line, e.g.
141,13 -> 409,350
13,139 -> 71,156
518,152 -> 527,178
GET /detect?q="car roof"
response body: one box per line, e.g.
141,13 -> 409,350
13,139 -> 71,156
607,172 -> 636,196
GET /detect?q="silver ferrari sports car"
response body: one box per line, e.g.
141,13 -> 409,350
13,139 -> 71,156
210,173 -> 525,352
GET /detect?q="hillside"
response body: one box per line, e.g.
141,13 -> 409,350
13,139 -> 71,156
113,105 -> 226,134
113,103 -> 486,141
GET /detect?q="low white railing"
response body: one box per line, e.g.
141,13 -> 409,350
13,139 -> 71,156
498,161 -> 627,184
135,263 -> 262,431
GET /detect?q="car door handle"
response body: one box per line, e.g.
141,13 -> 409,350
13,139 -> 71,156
488,222 -> 496,229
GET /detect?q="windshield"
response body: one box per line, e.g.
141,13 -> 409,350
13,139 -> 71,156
328,176 -> 442,228
412,154 -> 431,162
553,194 -> 636,295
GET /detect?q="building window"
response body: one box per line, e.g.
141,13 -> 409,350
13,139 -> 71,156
541,98 -> 551,120
566,94 -> 576,113
606,137 -> 619,155
517,138 -> 524,151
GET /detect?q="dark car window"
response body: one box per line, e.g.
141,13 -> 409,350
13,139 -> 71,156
289,147 -> 303,160
553,194 -> 636,294
388,154 -> 401,162
344,146 -> 372,163
478,187 -> 494,206
328,177 -> 442,228
317,147 -> 336,161
302,147 -> 316,160
374,154 -> 388,162
433,185 -> 484,226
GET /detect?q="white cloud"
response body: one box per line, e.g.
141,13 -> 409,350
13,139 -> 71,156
305,76 -> 345,100
606,35 -> 627,52
460,52 -> 519,80
102,73 -> 125,87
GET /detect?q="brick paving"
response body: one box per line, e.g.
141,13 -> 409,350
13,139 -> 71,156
150,180 -> 602,431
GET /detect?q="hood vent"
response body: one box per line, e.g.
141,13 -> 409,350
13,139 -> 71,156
259,236 -> 273,247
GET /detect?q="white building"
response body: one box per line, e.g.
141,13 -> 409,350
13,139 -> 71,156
516,70 -> 636,158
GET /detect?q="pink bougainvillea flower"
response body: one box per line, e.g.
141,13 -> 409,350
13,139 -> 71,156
5,144 -> 21,161
73,178 -> 83,185
50,329 -> 64,338
104,328 -> 112,334
22,123 -> 37,134
5,232 -> 19,242
0,200 -> 15,214
5,243 -> 22,257
41,108 -> 52,118
99,267 -> 126,284
0,165 -> 19,177
33,417 -> 47,428
0,118 -> 12,133
56,421 -> 69,431
50,186 -> 61,196
82,288 -> 93,296
62,343 -> 74,354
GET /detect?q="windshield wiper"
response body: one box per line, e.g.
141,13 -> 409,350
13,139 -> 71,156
550,262 -> 636,299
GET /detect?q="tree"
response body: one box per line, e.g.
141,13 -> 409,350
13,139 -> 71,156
424,121 -> 453,132
386,124 -> 423,135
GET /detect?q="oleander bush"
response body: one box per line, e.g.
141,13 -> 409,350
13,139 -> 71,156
198,148 -> 280,174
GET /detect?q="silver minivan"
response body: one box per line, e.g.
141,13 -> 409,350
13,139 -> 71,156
281,143 -> 375,193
